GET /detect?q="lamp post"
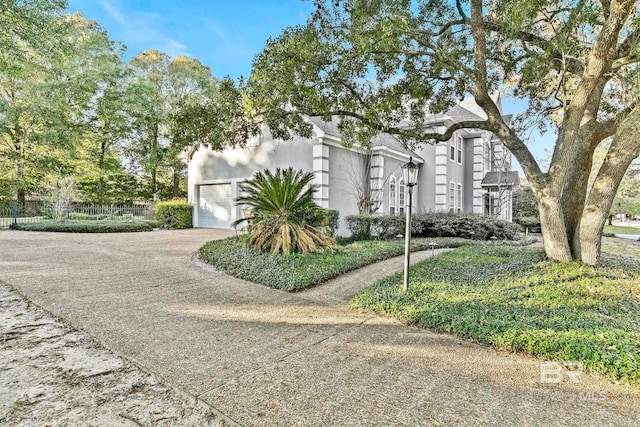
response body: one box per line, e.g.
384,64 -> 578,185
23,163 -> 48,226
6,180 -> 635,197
402,157 -> 419,292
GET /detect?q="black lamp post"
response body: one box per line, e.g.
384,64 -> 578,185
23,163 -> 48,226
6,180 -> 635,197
402,157 -> 419,292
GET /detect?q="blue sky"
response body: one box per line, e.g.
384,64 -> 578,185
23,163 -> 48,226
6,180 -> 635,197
66,0 -> 553,173
67,0 -> 315,78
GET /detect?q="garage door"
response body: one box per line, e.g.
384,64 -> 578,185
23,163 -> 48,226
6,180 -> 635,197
197,183 -> 233,228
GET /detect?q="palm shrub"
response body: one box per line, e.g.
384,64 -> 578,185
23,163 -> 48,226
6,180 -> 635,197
233,168 -> 335,254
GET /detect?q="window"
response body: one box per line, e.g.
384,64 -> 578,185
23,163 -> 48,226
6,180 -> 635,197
389,176 -> 396,215
457,138 -> 462,164
450,140 -> 456,162
398,178 -> 405,214
449,181 -> 455,211
484,192 -> 495,216
457,183 -> 462,212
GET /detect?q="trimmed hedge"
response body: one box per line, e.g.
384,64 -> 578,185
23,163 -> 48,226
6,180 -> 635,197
155,201 -> 193,229
345,213 -> 519,240
514,216 -> 541,233
10,220 -> 153,233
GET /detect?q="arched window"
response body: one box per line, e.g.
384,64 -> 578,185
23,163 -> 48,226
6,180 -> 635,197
398,178 -> 405,214
389,176 -> 396,215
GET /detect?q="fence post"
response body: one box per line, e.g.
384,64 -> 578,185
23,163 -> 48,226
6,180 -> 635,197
12,201 -> 17,225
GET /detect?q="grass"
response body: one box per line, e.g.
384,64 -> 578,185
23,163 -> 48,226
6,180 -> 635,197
602,236 -> 640,260
10,219 -> 155,233
350,245 -> 640,385
199,236 -> 481,291
603,224 -> 640,235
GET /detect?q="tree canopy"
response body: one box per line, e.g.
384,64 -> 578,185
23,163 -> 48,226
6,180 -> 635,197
208,0 -> 640,265
0,2 -> 220,204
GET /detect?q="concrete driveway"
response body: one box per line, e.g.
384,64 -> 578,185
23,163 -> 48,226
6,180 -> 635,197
1,229 -> 638,426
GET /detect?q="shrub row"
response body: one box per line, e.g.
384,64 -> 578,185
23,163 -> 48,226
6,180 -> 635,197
345,213 -> 519,240
155,201 -> 192,229
10,220 -> 154,233
514,216 -> 542,233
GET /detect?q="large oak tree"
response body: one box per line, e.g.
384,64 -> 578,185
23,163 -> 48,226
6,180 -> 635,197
216,0 -> 640,265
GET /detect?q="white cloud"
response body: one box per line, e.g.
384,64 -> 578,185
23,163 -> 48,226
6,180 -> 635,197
100,1 -> 190,58
100,0 -> 125,24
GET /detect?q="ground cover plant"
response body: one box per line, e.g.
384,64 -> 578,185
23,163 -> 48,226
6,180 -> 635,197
199,236 -> 474,291
10,220 -> 154,233
350,245 -> 640,385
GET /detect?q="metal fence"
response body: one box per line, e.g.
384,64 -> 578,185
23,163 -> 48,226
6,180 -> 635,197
0,202 -> 155,229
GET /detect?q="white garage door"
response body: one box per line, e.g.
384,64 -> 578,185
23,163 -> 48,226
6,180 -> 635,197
197,183 -> 233,228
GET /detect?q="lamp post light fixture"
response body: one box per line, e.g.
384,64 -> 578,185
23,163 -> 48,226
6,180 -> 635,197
402,157 -> 419,292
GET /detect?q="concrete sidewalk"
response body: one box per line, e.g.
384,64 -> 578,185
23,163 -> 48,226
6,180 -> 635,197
1,229 -> 638,426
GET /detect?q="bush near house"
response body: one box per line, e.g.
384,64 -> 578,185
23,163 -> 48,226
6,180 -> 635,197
345,213 -> 519,240
325,209 -> 340,237
155,201 -> 193,229
234,168 -> 335,254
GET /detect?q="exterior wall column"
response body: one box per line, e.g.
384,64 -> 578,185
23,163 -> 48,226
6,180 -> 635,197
313,140 -> 330,208
434,139 -> 449,211
472,136 -> 486,215
369,153 -> 384,213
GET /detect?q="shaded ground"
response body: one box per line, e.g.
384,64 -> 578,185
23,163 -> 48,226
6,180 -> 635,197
0,229 -> 639,426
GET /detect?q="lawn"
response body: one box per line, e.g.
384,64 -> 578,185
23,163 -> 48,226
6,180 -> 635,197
603,224 -> 640,235
349,244 -> 640,385
602,236 -> 640,260
199,236 -> 487,291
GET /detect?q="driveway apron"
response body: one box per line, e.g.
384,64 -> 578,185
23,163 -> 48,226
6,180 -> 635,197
1,229 -> 638,426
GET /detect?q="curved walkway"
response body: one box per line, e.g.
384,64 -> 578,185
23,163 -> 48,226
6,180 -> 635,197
0,229 -> 638,426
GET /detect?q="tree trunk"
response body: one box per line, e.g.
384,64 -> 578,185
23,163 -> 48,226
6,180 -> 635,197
98,142 -> 105,205
16,140 -> 26,204
17,188 -> 26,205
576,105 -> 640,265
97,176 -> 104,205
538,194 -> 573,263
172,167 -> 180,198
150,123 -> 159,198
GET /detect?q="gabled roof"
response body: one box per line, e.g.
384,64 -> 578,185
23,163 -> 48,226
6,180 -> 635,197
307,115 -> 423,162
481,171 -> 520,188
447,104 -> 486,123
307,116 -> 341,137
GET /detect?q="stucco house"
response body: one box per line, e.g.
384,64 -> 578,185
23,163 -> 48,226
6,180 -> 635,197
188,95 -> 518,235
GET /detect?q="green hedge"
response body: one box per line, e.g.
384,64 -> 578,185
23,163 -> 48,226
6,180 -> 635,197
345,213 -> 519,240
10,220 -> 153,233
325,209 -> 339,236
514,216 -> 541,233
155,201 -> 193,229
